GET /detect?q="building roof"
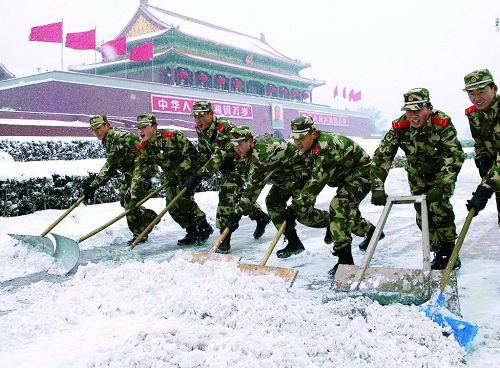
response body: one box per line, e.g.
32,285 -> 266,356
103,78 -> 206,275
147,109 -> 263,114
118,2 -> 309,68
0,63 -> 15,81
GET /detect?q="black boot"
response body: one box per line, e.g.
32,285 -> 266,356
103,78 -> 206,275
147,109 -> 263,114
216,230 -> 231,254
197,220 -> 214,243
324,227 -> 333,244
431,242 -> 461,270
328,247 -> 354,277
358,225 -> 385,251
276,228 -> 305,258
253,212 -> 271,239
177,226 -> 198,245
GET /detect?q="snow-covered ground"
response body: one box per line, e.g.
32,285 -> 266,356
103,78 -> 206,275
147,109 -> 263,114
0,156 -> 498,367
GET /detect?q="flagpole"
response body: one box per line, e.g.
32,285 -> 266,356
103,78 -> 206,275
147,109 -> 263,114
61,18 -> 64,71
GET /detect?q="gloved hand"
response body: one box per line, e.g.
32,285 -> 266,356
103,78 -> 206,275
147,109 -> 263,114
295,176 -> 309,189
466,185 -> 494,216
371,190 -> 388,206
183,173 -> 202,191
475,156 -> 494,178
225,213 -> 242,232
426,187 -> 444,204
83,181 -> 97,200
125,198 -> 138,211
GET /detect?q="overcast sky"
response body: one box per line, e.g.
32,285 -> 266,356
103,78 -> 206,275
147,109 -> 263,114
1,0 -> 499,137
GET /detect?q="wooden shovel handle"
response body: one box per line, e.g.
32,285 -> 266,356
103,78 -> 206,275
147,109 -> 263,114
259,221 -> 286,266
41,196 -> 85,236
210,228 -> 231,253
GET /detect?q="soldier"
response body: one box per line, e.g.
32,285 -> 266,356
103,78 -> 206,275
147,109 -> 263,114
287,116 -> 378,276
462,69 -> 499,225
129,114 -> 213,245
83,114 -> 157,245
224,126 -> 331,258
183,101 -> 270,254
371,88 -> 465,269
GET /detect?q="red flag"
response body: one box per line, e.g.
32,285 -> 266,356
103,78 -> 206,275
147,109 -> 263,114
101,37 -> 126,60
130,42 -> 153,61
342,87 -> 347,99
29,22 -> 63,43
66,29 -> 96,50
334,85 -> 338,98
354,90 -> 362,102
349,89 -> 354,102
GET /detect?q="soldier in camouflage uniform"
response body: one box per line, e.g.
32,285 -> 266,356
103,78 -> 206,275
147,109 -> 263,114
83,114 -> 157,244
371,88 -> 465,270
287,116 -> 377,276
183,101 -> 270,253
129,114 -> 213,245
224,126 -> 331,258
462,69 -> 500,225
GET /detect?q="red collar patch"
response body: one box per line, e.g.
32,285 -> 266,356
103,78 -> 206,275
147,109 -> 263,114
161,131 -> 175,138
431,116 -> 449,127
216,123 -> 225,132
465,105 -> 477,116
312,144 -> 321,156
136,141 -> 148,150
392,120 -> 410,129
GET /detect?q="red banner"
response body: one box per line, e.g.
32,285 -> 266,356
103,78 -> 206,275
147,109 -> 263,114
29,22 -> 63,43
151,95 -> 253,119
298,111 -> 349,127
66,29 -> 96,50
102,37 -> 126,59
130,42 -> 153,61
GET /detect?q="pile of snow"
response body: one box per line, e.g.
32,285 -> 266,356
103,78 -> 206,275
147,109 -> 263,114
0,151 -> 14,162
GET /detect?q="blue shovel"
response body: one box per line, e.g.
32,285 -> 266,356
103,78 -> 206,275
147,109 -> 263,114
421,208 -> 478,353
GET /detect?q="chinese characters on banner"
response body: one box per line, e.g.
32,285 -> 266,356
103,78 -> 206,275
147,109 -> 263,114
298,111 -> 349,127
151,95 -> 253,119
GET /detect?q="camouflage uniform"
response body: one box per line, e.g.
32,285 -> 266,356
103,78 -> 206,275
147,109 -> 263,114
371,89 -> 465,251
289,119 -> 374,254
130,119 -> 208,233
463,69 -> 500,225
233,131 -> 329,231
88,115 -> 157,238
193,102 -> 265,229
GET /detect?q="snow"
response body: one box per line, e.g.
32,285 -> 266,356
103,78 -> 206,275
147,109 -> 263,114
0,154 -> 499,367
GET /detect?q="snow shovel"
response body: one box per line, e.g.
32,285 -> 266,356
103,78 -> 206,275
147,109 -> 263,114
9,195 -> 85,273
421,208 -> 478,353
188,228 -> 241,264
237,221 -> 298,286
129,187 -> 187,250
50,182 -> 169,270
328,195 -> 459,309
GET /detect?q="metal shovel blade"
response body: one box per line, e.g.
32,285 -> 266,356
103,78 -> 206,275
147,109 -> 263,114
52,233 -> 80,274
9,234 -> 54,256
421,292 -> 478,353
237,263 -> 298,285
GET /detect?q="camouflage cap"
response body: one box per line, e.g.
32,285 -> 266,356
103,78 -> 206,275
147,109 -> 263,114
191,101 -> 212,116
136,114 -> 157,128
289,116 -> 314,139
463,69 -> 495,91
89,114 -> 108,130
230,125 -> 253,146
401,88 -> 430,111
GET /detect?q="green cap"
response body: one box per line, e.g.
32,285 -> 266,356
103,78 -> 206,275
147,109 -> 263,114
192,101 -> 212,116
230,125 -> 253,146
137,114 -> 156,128
89,114 -> 108,130
289,116 -> 314,139
401,88 -> 430,111
463,69 -> 495,91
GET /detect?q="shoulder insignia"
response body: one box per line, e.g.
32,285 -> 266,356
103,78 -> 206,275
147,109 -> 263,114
312,144 -> 321,156
431,116 -> 449,127
161,131 -> 175,138
392,120 -> 410,129
136,141 -> 148,150
216,123 -> 225,132
246,156 -> 253,166
465,105 -> 477,116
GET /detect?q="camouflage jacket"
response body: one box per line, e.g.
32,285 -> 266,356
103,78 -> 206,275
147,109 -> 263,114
291,132 -> 371,211
466,95 -> 500,191
371,110 -> 465,194
91,128 -> 140,188
236,133 -> 308,215
130,129 -> 198,198
196,116 -> 238,177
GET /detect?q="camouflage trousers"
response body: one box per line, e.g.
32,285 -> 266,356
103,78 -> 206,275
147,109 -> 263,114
409,176 -> 457,251
163,175 -> 208,230
266,180 -> 329,231
216,170 -> 264,229
120,175 -> 157,238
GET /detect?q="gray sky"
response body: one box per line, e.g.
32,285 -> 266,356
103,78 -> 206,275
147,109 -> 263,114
1,0 -> 500,137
